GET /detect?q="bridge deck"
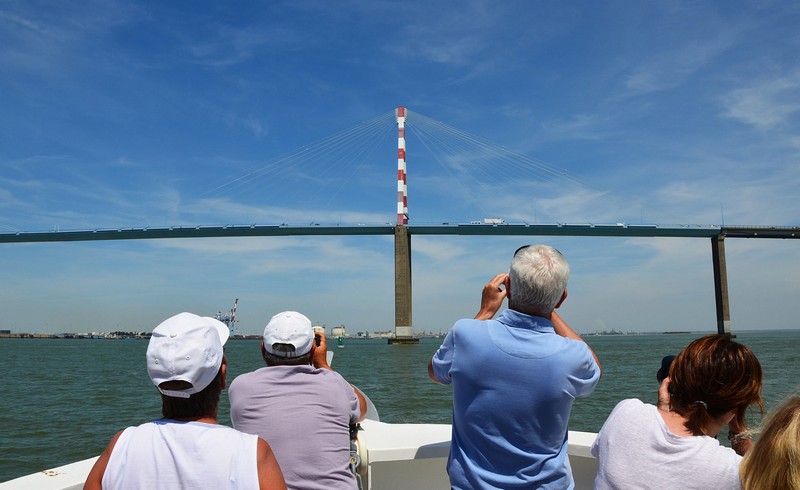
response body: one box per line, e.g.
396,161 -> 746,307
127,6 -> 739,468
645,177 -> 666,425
1,222 -> 797,339
0,223 -> 797,243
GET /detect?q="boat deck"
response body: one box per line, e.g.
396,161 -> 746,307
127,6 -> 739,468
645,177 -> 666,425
0,421 -> 599,489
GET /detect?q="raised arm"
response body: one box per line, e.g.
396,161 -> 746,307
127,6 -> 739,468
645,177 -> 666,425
311,332 -> 331,370
430,274 -> 508,383
727,413 -> 753,456
551,310 -> 602,374
312,332 -> 367,421
475,273 -> 509,320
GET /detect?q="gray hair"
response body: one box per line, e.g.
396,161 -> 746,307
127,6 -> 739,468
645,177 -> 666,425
509,245 -> 569,314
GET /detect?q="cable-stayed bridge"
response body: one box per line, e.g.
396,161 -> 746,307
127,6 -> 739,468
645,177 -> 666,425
2,107 -> 798,340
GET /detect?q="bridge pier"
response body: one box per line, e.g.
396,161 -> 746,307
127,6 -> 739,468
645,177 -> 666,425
390,226 -> 418,344
711,235 -> 733,337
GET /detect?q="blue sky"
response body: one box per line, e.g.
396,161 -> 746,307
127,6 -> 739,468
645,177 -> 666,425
1,0 -> 798,335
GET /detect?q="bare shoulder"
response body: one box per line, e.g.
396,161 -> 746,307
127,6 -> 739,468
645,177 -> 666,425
256,437 -> 286,490
83,429 -> 125,490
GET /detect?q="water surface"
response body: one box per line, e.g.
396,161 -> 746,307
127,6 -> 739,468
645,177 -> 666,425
2,331 -> 797,482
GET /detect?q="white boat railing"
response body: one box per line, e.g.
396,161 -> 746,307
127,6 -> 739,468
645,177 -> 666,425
0,422 -> 599,490
356,420 -> 598,489
0,458 -> 98,490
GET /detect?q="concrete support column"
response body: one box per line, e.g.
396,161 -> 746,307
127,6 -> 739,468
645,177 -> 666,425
711,235 -> 732,336
391,226 -> 418,343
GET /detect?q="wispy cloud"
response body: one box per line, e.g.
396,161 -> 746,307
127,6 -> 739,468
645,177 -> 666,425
0,1 -> 143,73
385,0 -> 511,67
177,24 -> 291,68
1,1 -> 798,337
540,114 -> 617,142
623,21 -> 742,95
180,198 -> 392,226
720,70 -> 800,130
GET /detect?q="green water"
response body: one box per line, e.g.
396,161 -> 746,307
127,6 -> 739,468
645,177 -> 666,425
1,332 -> 798,483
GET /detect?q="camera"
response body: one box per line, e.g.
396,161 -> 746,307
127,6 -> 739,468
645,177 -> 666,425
312,326 -> 325,347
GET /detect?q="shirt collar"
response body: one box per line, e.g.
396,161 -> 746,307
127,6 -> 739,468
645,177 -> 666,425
497,309 -> 554,332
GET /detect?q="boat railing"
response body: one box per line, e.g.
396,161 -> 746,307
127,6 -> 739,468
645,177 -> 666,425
0,422 -> 599,490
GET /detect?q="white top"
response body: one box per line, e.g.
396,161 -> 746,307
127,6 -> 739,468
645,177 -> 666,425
591,399 -> 742,490
102,419 -> 259,489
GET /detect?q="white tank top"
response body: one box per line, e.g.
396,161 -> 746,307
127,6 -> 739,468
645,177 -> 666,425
102,419 -> 260,489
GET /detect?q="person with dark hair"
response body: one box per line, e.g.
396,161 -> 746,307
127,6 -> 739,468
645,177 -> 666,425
229,311 -> 367,490
592,334 -> 763,489
428,244 -> 601,489
84,312 -> 286,490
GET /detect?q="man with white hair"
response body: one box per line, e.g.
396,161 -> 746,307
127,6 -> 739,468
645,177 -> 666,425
84,312 -> 286,490
229,311 -> 367,490
428,244 -> 602,490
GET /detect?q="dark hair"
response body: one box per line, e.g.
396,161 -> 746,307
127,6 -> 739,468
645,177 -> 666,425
159,363 -> 224,420
668,335 -> 763,435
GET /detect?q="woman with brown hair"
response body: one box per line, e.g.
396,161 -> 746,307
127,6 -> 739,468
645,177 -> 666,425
592,335 -> 763,489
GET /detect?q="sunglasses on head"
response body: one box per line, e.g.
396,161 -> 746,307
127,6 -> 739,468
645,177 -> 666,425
513,245 -> 563,257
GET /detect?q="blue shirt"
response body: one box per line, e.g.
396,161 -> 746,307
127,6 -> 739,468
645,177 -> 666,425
431,309 -> 600,489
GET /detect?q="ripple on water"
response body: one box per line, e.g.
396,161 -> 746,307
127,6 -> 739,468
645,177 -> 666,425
3,332 -> 800,482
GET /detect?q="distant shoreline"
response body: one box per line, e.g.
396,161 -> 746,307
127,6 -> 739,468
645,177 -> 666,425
0,333 -> 445,340
2,328 -> 797,341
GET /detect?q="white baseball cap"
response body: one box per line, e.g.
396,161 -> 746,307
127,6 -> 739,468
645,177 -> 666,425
147,312 -> 229,398
263,311 -> 314,358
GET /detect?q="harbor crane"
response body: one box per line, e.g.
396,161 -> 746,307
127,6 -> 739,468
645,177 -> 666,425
214,298 -> 238,337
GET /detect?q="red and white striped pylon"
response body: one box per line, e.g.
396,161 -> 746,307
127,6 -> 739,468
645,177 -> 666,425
396,106 -> 408,225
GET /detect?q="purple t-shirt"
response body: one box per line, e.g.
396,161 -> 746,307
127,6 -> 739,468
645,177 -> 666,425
229,365 -> 360,490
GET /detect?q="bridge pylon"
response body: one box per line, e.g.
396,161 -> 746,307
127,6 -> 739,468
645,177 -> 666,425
391,106 -> 418,344
391,225 -> 417,344
711,235 -> 733,337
